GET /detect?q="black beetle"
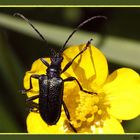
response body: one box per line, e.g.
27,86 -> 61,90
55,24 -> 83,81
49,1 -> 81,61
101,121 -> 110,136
15,13 -> 106,132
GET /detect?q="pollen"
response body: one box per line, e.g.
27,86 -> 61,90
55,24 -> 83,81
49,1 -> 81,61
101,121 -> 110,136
63,88 -> 110,133
98,110 -> 102,115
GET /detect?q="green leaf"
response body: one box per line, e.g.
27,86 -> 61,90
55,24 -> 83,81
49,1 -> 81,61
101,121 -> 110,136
0,13 -> 139,69
0,33 -> 24,132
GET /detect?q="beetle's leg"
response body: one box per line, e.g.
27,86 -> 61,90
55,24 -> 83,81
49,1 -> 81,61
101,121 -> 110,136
21,74 -> 40,94
29,107 -> 39,113
27,101 -> 39,113
26,94 -> 39,113
64,77 -> 96,95
40,58 -> 50,67
26,95 -> 39,102
62,101 -> 77,133
61,39 -> 92,74
62,101 -> 70,120
68,123 -> 77,133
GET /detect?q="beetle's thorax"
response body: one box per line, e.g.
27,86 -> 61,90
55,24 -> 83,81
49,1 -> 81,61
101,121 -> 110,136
47,53 -> 63,78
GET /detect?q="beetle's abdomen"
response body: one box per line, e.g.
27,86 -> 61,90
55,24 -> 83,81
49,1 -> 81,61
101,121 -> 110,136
39,76 -> 64,125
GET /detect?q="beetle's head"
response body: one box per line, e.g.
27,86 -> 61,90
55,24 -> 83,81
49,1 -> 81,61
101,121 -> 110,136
50,53 -> 63,66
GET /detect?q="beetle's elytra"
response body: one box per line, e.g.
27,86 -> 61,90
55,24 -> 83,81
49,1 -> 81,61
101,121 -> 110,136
15,13 -> 106,133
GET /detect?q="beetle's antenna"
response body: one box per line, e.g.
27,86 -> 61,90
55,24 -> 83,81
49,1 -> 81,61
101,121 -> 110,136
59,15 -> 107,53
14,13 -> 56,55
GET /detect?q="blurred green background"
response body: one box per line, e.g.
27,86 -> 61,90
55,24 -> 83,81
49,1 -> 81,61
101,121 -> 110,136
0,7 -> 139,133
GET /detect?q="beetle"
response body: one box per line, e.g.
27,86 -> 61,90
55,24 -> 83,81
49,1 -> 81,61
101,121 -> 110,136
15,13 -> 106,132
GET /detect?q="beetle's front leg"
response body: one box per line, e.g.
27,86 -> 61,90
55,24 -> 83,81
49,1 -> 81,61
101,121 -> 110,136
21,74 -> 40,94
40,58 -> 50,67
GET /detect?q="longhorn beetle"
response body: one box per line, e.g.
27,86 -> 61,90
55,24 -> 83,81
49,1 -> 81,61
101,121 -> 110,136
15,13 -> 106,133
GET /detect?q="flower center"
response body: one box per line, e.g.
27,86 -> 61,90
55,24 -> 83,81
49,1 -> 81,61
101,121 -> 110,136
63,86 -> 110,133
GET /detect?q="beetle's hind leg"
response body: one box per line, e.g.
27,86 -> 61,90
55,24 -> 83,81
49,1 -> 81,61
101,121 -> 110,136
62,101 -> 77,133
27,101 -> 39,113
26,95 -> 39,113
26,95 -> 39,102
22,74 -> 40,113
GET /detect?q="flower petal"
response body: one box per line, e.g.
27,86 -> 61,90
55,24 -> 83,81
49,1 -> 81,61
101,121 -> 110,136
27,112 -> 70,134
91,117 -> 124,133
27,112 -> 124,134
102,117 -> 124,133
103,68 -> 140,120
62,44 -> 108,90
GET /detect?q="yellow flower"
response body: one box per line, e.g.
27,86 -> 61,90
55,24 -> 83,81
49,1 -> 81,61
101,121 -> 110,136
24,44 -> 140,134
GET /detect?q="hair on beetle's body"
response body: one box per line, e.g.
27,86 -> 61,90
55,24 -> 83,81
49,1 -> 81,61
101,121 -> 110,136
15,13 -> 106,133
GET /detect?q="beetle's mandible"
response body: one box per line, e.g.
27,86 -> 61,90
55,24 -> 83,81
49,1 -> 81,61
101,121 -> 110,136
15,13 -> 107,133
